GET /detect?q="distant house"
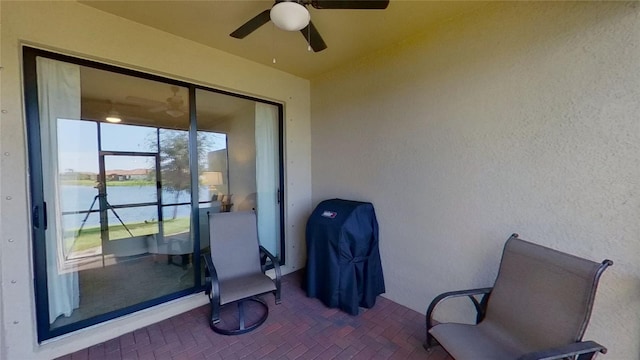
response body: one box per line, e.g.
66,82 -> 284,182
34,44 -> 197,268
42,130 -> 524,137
105,169 -> 150,181
59,171 -> 98,181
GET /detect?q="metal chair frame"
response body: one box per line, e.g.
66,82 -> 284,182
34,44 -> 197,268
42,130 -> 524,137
203,246 -> 281,335
424,233 -> 612,360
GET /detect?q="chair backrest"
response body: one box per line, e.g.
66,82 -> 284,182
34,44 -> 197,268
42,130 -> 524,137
209,211 -> 263,281
199,204 -> 221,250
484,234 -> 611,352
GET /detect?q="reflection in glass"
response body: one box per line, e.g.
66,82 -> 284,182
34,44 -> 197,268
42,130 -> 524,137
159,129 -> 191,207
44,63 -> 193,330
195,88 -> 237,214
100,123 -> 157,153
194,88 -> 281,256
198,133 -> 228,204
162,204 -> 192,237
104,155 -> 157,205
104,205 -> 159,242
255,102 -> 281,256
57,119 -> 100,262
32,53 -> 281,339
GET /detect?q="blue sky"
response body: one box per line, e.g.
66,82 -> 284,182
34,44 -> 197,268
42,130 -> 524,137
57,119 -> 226,173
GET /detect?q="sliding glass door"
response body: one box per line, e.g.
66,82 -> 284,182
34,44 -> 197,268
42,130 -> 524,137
195,89 -> 283,257
24,47 -> 284,341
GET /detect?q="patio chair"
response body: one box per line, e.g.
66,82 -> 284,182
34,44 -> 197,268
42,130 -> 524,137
425,233 -> 612,360
203,211 -> 281,335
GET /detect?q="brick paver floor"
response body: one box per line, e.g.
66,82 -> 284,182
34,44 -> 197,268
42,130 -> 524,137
57,271 -> 451,359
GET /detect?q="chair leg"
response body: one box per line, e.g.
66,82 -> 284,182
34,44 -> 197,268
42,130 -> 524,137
424,333 -> 438,351
211,300 -> 220,325
274,289 -> 281,305
210,298 -> 269,335
238,302 -> 246,330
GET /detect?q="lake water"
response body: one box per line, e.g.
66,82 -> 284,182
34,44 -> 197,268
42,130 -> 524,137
61,185 -> 209,229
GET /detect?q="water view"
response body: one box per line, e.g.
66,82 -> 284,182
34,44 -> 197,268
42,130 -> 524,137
59,183 -> 212,256
61,184 -> 210,228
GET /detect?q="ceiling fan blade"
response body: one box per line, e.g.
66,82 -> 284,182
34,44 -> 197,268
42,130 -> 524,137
166,109 -> 185,118
230,9 -> 271,39
311,0 -> 389,9
300,21 -> 327,52
148,105 -> 168,113
126,96 -> 165,107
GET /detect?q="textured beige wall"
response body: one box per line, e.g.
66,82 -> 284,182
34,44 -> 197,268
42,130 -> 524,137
311,2 -> 640,358
0,5 -> 5,360
0,1 -> 311,359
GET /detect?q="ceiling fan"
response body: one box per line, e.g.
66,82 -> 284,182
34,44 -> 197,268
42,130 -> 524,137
230,0 -> 390,52
126,86 -> 186,118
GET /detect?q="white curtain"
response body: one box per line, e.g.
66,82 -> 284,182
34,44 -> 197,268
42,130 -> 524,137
37,57 -> 81,324
255,103 -> 280,255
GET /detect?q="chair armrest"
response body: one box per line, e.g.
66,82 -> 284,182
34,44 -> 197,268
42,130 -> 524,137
427,287 -> 493,326
259,246 -> 281,304
202,254 -> 220,304
518,340 -> 607,360
424,287 -> 492,350
259,246 -> 282,283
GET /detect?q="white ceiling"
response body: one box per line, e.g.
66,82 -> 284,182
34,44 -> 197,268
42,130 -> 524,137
79,0 -> 483,79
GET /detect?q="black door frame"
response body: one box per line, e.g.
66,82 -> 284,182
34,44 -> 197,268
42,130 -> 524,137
23,46 -> 286,341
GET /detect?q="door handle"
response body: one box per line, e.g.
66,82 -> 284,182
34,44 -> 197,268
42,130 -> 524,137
32,205 -> 39,229
32,202 -> 47,230
43,201 -> 48,230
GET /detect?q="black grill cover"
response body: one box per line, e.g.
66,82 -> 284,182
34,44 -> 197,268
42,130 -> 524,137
305,199 -> 385,315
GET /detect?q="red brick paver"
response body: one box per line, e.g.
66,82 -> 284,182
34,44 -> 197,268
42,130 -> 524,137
57,271 -> 451,359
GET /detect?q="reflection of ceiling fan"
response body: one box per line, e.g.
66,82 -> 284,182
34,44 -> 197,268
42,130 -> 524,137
126,86 -> 185,118
230,0 -> 389,52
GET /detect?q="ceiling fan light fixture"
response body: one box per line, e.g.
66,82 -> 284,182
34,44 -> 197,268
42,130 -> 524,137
105,108 -> 122,123
105,116 -> 122,123
270,2 -> 310,31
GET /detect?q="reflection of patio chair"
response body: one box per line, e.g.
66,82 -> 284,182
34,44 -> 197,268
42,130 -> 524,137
146,203 -> 221,267
425,233 -> 612,360
203,211 -> 281,335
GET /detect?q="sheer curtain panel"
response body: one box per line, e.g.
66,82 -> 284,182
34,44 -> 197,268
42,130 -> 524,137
36,57 -> 81,323
254,103 -> 280,256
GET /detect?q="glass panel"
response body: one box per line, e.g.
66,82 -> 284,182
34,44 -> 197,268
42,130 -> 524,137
255,102 -> 281,256
29,51 -> 281,340
37,60 -> 194,331
104,155 -> 157,205
197,133 -> 228,205
63,211 -> 101,261
162,204 -> 191,236
195,88 -> 281,257
57,119 -> 100,262
158,129 -> 192,206
100,123 -> 157,152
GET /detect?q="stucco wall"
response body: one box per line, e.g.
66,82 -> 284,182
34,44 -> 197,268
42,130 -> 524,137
311,2 -> 640,358
0,7 -> 5,359
0,1 -> 311,359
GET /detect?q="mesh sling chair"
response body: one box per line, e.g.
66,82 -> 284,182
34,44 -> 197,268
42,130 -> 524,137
203,211 -> 281,335
425,233 -> 612,360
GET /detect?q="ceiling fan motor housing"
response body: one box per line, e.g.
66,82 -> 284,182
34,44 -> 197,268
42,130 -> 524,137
270,2 -> 310,31
230,0 -> 389,52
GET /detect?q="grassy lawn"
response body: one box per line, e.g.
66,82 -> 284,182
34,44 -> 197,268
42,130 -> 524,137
66,217 -> 191,253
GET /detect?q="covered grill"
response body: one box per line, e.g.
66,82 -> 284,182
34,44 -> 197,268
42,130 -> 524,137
305,199 -> 385,315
